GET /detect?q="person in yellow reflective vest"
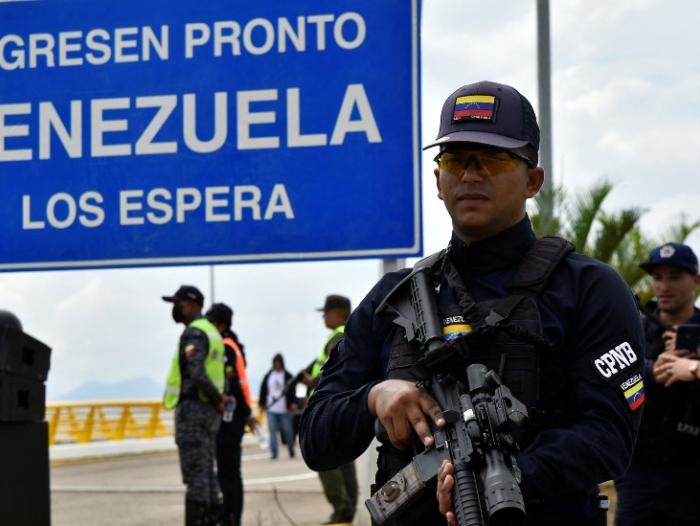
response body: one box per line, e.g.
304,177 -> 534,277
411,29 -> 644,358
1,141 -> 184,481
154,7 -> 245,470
304,295 -> 358,525
206,302 -> 257,526
162,285 -> 232,526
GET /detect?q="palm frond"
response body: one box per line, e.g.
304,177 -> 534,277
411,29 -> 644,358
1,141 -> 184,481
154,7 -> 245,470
613,227 -> 654,289
568,179 -> 613,252
657,215 -> 700,245
529,176 -> 699,292
590,207 -> 646,264
529,186 -> 567,237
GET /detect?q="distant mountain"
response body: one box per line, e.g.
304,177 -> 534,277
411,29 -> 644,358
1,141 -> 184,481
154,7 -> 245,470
53,377 -> 163,401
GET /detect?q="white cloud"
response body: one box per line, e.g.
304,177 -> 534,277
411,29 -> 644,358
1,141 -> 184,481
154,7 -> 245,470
560,78 -> 652,117
596,129 -> 640,156
3,0 -> 700,400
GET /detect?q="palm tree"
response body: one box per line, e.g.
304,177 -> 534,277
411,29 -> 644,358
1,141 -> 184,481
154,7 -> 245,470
529,179 -> 699,298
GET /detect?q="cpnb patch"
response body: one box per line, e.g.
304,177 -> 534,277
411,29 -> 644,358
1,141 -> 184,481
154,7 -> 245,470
620,374 -> 645,411
453,95 -> 496,122
593,341 -> 638,380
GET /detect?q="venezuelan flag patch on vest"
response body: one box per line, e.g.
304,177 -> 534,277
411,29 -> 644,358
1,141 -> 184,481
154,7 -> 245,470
453,95 -> 496,122
441,315 -> 472,341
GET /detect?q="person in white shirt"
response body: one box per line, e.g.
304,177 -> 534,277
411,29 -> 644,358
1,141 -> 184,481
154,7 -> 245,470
259,353 -> 296,459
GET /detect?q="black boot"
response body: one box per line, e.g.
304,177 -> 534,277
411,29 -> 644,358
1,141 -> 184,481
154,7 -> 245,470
185,499 -> 208,526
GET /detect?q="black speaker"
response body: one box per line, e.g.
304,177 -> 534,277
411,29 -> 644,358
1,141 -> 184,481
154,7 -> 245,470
0,374 -> 46,422
0,326 -> 51,381
0,422 -> 51,525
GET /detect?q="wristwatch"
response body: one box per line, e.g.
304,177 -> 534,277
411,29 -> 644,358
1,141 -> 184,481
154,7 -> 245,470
689,360 -> 699,379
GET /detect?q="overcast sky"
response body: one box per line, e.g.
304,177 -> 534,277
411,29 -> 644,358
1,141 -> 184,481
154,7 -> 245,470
2,0 -> 699,400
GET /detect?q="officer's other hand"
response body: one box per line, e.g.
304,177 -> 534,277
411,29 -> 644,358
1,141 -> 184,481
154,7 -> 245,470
367,379 -> 445,450
437,460 -> 457,526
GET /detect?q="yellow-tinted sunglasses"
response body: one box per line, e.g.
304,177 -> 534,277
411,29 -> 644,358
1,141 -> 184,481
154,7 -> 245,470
435,149 -> 532,177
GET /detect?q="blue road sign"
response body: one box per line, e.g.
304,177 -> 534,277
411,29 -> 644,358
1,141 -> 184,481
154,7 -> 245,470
0,0 -> 421,271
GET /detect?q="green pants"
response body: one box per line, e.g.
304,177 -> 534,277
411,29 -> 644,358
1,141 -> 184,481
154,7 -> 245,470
318,462 -> 358,520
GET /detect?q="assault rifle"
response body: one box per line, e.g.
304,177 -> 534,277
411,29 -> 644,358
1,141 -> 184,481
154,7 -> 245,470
365,266 -> 528,526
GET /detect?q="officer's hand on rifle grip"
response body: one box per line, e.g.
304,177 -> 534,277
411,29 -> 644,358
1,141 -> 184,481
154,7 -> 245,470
437,460 -> 457,526
368,379 -> 445,450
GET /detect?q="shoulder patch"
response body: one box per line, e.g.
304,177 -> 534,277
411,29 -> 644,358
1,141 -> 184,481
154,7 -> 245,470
619,373 -> 645,411
185,344 -> 196,359
592,341 -> 639,381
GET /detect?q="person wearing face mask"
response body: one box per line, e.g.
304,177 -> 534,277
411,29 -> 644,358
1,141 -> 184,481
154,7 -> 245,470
163,285 -> 233,526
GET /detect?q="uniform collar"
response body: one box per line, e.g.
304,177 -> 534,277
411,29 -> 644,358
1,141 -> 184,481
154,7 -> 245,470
448,216 -> 536,276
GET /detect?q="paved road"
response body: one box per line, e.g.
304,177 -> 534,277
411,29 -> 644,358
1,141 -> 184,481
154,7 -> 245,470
51,446 -> 372,526
50,443 -> 620,525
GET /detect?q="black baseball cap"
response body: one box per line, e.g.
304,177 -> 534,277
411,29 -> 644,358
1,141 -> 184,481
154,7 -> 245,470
206,302 -> 233,326
162,285 -> 204,306
640,243 -> 699,275
316,294 -> 351,312
424,80 -> 540,163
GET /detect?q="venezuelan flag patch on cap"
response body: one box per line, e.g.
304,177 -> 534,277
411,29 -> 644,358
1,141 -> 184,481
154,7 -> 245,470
453,95 -> 496,122
620,374 -> 645,411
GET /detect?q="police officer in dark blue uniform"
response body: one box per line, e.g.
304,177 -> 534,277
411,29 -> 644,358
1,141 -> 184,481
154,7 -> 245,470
614,243 -> 700,526
300,81 -> 645,526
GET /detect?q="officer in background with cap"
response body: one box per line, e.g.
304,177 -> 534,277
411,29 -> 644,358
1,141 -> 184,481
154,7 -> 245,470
615,243 -> 700,526
300,81 -> 644,526
162,285 -> 233,526
302,295 -> 359,525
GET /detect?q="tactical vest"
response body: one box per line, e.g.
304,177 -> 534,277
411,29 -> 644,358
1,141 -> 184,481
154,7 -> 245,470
163,317 -> 225,409
634,320 -> 700,461
376,237 -> 574,486
311,325 -> 345,380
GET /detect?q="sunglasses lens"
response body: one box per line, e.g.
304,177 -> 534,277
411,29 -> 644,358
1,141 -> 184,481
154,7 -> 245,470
438,156 -> 468,176
437,151 -> 520,176
481,152 -> 521,173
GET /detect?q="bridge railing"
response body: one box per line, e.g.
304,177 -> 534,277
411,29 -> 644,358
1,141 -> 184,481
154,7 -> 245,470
46,400 -> 267,446
46,400 -> 173,446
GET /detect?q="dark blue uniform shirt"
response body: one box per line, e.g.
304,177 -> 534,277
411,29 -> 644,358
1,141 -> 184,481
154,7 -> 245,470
301,218 -> 644,524
614,307 -> 700,525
